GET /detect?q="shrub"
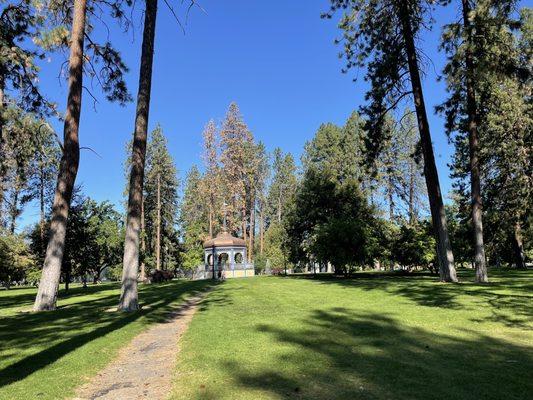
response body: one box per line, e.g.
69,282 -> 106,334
149,269 -> 174,283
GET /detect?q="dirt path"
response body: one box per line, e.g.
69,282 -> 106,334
72,292 -> 206,400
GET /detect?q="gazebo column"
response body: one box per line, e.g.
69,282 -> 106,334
243,248 -> 247,277
230,249 -> 235,278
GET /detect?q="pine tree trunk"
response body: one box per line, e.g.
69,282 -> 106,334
140,196 -> 146,281
9,187 -> 18,233
0,71 -> 5,211
208,203 -> 213,238
462,0 -> 488,283
249,196 -> 255,262
119,0 -> 158,311
387,172 -> 394,221
65,265 -> 70,292
277,192 -> 282,223
513,220 -> 526,269
39,161 -> 45,245
408,160 -> 415,224
156,173 -> 161,270
259,205 -> 264,255
242,205 -> 247,250
33,0 -> 87,311
397,2 -> 457,282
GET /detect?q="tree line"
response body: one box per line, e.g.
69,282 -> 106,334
0,0 -> 531,312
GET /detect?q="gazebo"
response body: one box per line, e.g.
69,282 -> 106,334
203,229 -> 255,279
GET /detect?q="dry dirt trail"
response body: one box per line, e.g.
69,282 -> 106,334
72,292 -> 206,400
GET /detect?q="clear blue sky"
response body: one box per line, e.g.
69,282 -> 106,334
20,0 -> 485,228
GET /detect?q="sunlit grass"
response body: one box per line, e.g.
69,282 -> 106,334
172,269 -> 533,400
0,279 -> 212,400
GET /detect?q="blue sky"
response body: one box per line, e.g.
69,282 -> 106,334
20,0 -> 480,228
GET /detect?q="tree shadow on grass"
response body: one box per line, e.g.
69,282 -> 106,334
0,279 -> 214,389
226,307 -> 532,400
0,282 -> 122,311
286,269 -> 533,328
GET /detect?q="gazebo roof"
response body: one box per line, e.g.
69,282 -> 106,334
203,231 -> 246,249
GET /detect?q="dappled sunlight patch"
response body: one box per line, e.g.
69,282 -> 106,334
0,279 -> 213,400
172,273 -> 533,400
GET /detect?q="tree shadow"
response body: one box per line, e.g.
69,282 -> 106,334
286,269 -> 533,328
0,282 -> 122,311
225,307 -> 532,399
0,279 -> 213,389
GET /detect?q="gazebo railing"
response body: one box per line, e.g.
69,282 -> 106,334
204,262 -> 254,271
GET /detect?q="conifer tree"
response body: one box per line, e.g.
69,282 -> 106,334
325,0 -> 458,282
144,126 -> 179,270
120,0 -> 157,311
200,119 -> 221,238
180,165 -> 208,270
440,2 -> 531,270
219,102 -> 253,236
267,148 -> 297,225
375,111 -> 426,222
34,0 -> 90,310
34,0 -> 132,311
0,0 -> 51,208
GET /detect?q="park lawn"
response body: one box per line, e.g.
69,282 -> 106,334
0,279 -> 213,400
172,269 -> 533,400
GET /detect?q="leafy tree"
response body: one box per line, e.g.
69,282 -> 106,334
324,0 -> 458,282
30,194 -> 124,288
0,229 -> 36,288
261,221 -> 289,274
393,221 -> 436,272
285,168 -> 379,276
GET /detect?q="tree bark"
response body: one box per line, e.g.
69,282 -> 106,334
39,161 -> 45,245
462,0 -> 488,283
249,195 -> 255,262
242,205 -> 247,252
208,202 -> 213,238
119,0 -> 158,311
259,204 -> 264,255
513,220 -> 526,269
9,186 -> 18,234
155,172 -> 161,270
387,172 -> 394,221
33,0 -> 87,311
140,196 -> 146,281
277,192 -> 282,223
65,265 -> 70,292
0,71 -> 5,211
408,159 -> 415,224
397,2 -> 457,282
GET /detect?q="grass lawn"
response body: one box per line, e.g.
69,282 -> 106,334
0,279 -> 213,400
172,269 -> 533,400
